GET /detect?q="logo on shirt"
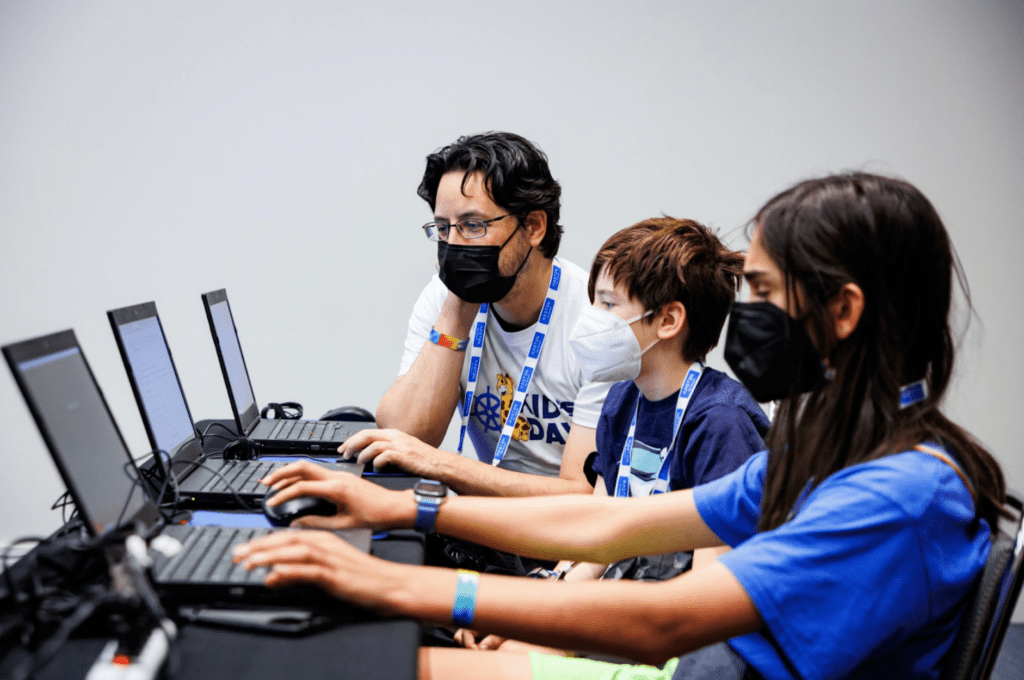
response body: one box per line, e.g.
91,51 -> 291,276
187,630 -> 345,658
471,379 -> 574,445
495,372 -> 531,441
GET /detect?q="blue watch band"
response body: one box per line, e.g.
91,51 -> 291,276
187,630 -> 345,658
415,499 -> 440,533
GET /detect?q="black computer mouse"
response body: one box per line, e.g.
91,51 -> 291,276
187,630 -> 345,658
263,488 -> 337,527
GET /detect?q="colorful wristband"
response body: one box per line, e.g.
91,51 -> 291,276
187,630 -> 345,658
429,328 -> 469,352
451,570 -> 479,627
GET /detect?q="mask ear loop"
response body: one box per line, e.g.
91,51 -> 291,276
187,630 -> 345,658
626,310 -> 658,355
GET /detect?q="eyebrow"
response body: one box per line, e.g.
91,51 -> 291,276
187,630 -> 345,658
433,210 -> 487,223
743,270 -> 769,283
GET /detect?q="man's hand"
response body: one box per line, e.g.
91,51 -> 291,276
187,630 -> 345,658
338,428 -> 452,479
232,530 -> 401,613
260,459 -> 413,529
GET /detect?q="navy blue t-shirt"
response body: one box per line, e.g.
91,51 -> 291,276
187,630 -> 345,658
592,367 -> 770,496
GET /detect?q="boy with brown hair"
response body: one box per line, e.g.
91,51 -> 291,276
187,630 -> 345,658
457,216 -> 770,652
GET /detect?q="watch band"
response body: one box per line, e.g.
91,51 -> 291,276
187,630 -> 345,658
429,328 -> 468,352
415,498 -> 441,533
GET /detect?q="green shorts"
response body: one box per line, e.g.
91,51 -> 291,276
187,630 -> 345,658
529,653 -> 680,680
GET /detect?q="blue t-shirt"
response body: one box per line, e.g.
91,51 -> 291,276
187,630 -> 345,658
592,368 -> 770,496
694,449 -> 991,680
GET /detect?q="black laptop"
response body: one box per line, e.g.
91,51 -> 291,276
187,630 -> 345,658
108,301 -> 363,508
201,289 -> 366,453
3,330 -> 371,604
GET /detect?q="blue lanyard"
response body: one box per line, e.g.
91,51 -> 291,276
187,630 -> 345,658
614,361 -> 704,497
457,262 -> 562,466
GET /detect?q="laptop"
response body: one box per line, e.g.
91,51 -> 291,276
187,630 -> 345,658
201,289 -> 367,453
108,301 -> 363,508
3,330 -> 371,604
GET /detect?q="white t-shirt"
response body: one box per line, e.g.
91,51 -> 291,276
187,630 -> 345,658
399,257 -> 611,477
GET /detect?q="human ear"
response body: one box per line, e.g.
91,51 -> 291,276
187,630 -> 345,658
656,301 -> 686,339
827,283 -> 865,340
523,210 -> 547,248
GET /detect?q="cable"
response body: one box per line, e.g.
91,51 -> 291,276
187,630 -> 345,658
7,589 -> 112,680
166,458 -> 257,512
197,421 -> 238,447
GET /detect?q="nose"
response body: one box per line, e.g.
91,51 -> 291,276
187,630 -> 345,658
447,228 -> 470,246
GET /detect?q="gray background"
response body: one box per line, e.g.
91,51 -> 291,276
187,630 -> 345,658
2,1 -> 1022,622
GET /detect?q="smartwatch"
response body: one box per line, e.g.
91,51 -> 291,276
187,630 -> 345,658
413,479 -> 448,533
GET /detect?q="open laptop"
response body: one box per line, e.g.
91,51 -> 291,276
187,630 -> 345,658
201,289 -> 367,452
108,301 -> 363,508
3,330 -> 371,604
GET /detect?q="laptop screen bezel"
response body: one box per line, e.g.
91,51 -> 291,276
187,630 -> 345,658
201,288 -> 260,436
2,330 -> 163,537
108,301 -> 204,469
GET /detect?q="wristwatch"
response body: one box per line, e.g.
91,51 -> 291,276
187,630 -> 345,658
413,479 -> 448,533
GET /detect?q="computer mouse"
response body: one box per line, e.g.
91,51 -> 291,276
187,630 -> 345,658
263,488 -> 337,527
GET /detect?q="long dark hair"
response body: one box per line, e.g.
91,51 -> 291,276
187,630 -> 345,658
755,172 -> 1005,532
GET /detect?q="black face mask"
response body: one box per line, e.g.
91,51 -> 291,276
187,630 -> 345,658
724,301 -> 830,403
436,227 -> 530,304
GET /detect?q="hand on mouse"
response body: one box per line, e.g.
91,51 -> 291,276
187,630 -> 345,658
336,428 -> 451,478
260,460 -> 414,530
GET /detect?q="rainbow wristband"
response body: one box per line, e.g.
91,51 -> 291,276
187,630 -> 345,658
429,328 -> 469,352
451,570 -> 479,627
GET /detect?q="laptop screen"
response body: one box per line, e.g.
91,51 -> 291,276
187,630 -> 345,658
116,315 -> 195,456
207,299 -> 257,418
11,342 -> 150,536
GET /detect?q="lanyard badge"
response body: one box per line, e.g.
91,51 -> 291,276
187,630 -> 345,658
614,362 -> 705,497
457,263 -> 562,466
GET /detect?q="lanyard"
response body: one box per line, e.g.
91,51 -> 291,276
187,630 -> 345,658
457,262 -> 562,466
614,361 -> 704,497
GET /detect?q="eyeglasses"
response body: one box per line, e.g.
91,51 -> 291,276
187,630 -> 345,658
422,214 -> 514,242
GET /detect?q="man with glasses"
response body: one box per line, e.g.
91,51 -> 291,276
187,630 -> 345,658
339,132 -> 610,499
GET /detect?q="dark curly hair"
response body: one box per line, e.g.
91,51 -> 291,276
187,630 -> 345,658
417,132 -> 563,258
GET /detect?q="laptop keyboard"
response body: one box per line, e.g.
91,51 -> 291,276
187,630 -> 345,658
268,420 -> 346,442
199,461 -> 281,495
156,525 -> 272,584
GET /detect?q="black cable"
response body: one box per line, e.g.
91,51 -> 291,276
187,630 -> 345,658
49,491 -> 77,525
2,536 -> 46,607
197,421 -> 239,447
7,589 -> 112,680
167,458 -> 257,512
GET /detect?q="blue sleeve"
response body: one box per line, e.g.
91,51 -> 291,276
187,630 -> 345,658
672,405 -> 765,489
719,455 -> 990,680
692,451 -> 766,547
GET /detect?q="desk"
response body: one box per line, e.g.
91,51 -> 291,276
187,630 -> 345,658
0,498 -> 425,680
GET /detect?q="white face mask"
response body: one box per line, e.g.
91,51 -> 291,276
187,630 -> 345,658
569,305 -> 656,383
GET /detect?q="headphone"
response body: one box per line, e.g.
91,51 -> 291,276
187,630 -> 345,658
260,402 -> 303,420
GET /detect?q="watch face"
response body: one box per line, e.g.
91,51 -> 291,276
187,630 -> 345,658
414,479 -> 447,498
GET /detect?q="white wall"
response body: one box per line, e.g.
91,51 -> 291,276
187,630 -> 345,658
2,1 -> 1022,618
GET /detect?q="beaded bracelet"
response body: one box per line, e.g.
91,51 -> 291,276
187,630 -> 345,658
451,569 -> 479,627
